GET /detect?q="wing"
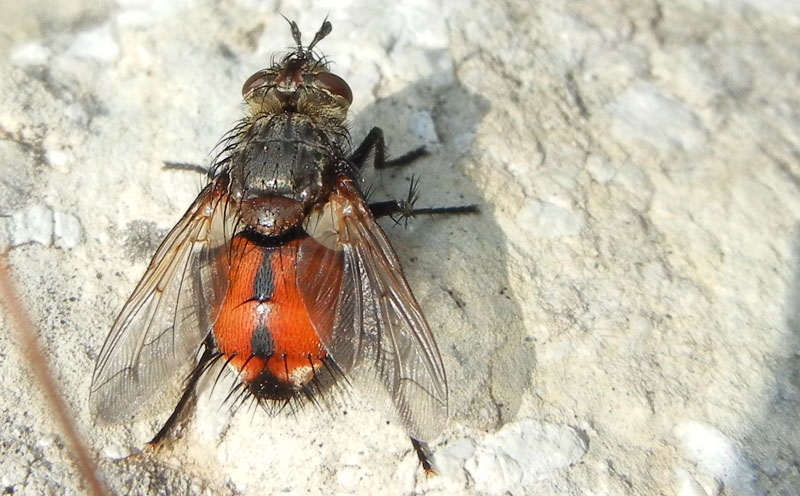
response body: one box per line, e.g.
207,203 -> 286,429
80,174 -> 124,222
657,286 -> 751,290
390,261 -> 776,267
90,178 -> 235,423
298,176 -> 448,442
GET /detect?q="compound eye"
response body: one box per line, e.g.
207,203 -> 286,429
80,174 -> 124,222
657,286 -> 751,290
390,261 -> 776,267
314,72 -> 353,104
242,70 -> 269,96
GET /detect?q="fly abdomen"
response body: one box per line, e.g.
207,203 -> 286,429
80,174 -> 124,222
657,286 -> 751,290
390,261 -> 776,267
252,250 -> 274,302
213,232 -> 340,401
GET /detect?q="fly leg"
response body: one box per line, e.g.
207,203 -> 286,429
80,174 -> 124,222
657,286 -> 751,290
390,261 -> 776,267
369,175 -> 479,224
349,127 -> 428,171
410,437 -> 436,476
147,340 -> 217,447
162,161 -> 210,175
352,127 -> 479,221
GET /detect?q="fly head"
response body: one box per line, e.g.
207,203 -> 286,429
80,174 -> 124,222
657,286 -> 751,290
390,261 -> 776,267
240,19 -> 353,124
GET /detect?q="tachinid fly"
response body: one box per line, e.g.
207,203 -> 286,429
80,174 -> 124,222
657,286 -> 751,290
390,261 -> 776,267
89,18 -> 477,474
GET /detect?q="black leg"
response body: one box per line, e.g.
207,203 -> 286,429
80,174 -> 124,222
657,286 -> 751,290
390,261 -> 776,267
147,343 -> 217,447
349,127 -> 384,170
369,176 -> 479,223
349,127 -> 429,171
163,161 -> 209,175
410,437 -> 436,476
384,146 -> 428,168
370,200 -> 479,221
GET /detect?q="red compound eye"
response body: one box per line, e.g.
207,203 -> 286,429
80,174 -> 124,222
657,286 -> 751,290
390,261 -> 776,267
314,72 -> 353,104
242,71 -> 269,96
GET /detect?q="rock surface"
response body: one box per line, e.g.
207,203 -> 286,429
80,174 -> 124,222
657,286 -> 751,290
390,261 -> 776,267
1,0 -> 799,494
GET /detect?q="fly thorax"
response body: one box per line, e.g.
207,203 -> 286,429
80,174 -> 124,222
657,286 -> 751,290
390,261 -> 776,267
230,149 -> 326,235
238,196 -> 305,235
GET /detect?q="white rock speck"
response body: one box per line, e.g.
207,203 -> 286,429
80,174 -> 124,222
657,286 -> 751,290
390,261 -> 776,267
517,200 -> 586,237
66,24 -> 119,62
10,42 -> 51,66
465,420 -> 587,495
610,82 -> 707,154
675,421 -> 761,496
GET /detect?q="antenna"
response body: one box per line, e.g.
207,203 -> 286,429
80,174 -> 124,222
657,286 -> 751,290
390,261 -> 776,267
280,14 -> 303,48
308,17 -> 332,51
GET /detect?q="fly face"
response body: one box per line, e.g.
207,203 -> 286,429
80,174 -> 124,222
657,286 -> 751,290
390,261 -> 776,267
240,20 -> 352,122
90,18 -> 478,476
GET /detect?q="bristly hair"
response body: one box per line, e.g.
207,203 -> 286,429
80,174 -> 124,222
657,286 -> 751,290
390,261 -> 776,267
200,351 -> 351,419
208,117 -> 251,178
392,174 -> 421,227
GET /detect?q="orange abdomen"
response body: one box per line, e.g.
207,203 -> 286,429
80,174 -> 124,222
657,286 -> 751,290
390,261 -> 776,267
213,231 -> 341,399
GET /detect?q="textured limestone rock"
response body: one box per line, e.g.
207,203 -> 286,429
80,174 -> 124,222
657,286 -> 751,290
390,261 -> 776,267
2,1 -> 799,494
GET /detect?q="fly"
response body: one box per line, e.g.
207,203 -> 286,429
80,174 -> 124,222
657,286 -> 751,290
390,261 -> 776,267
89,18 -> 478,474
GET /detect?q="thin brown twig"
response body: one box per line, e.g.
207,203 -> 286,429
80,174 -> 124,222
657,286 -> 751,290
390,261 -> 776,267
0,253 -> 108,496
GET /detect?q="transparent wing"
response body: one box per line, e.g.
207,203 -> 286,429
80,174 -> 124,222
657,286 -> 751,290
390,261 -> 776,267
90,178 -> 234,423
299,177 -> 448,441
